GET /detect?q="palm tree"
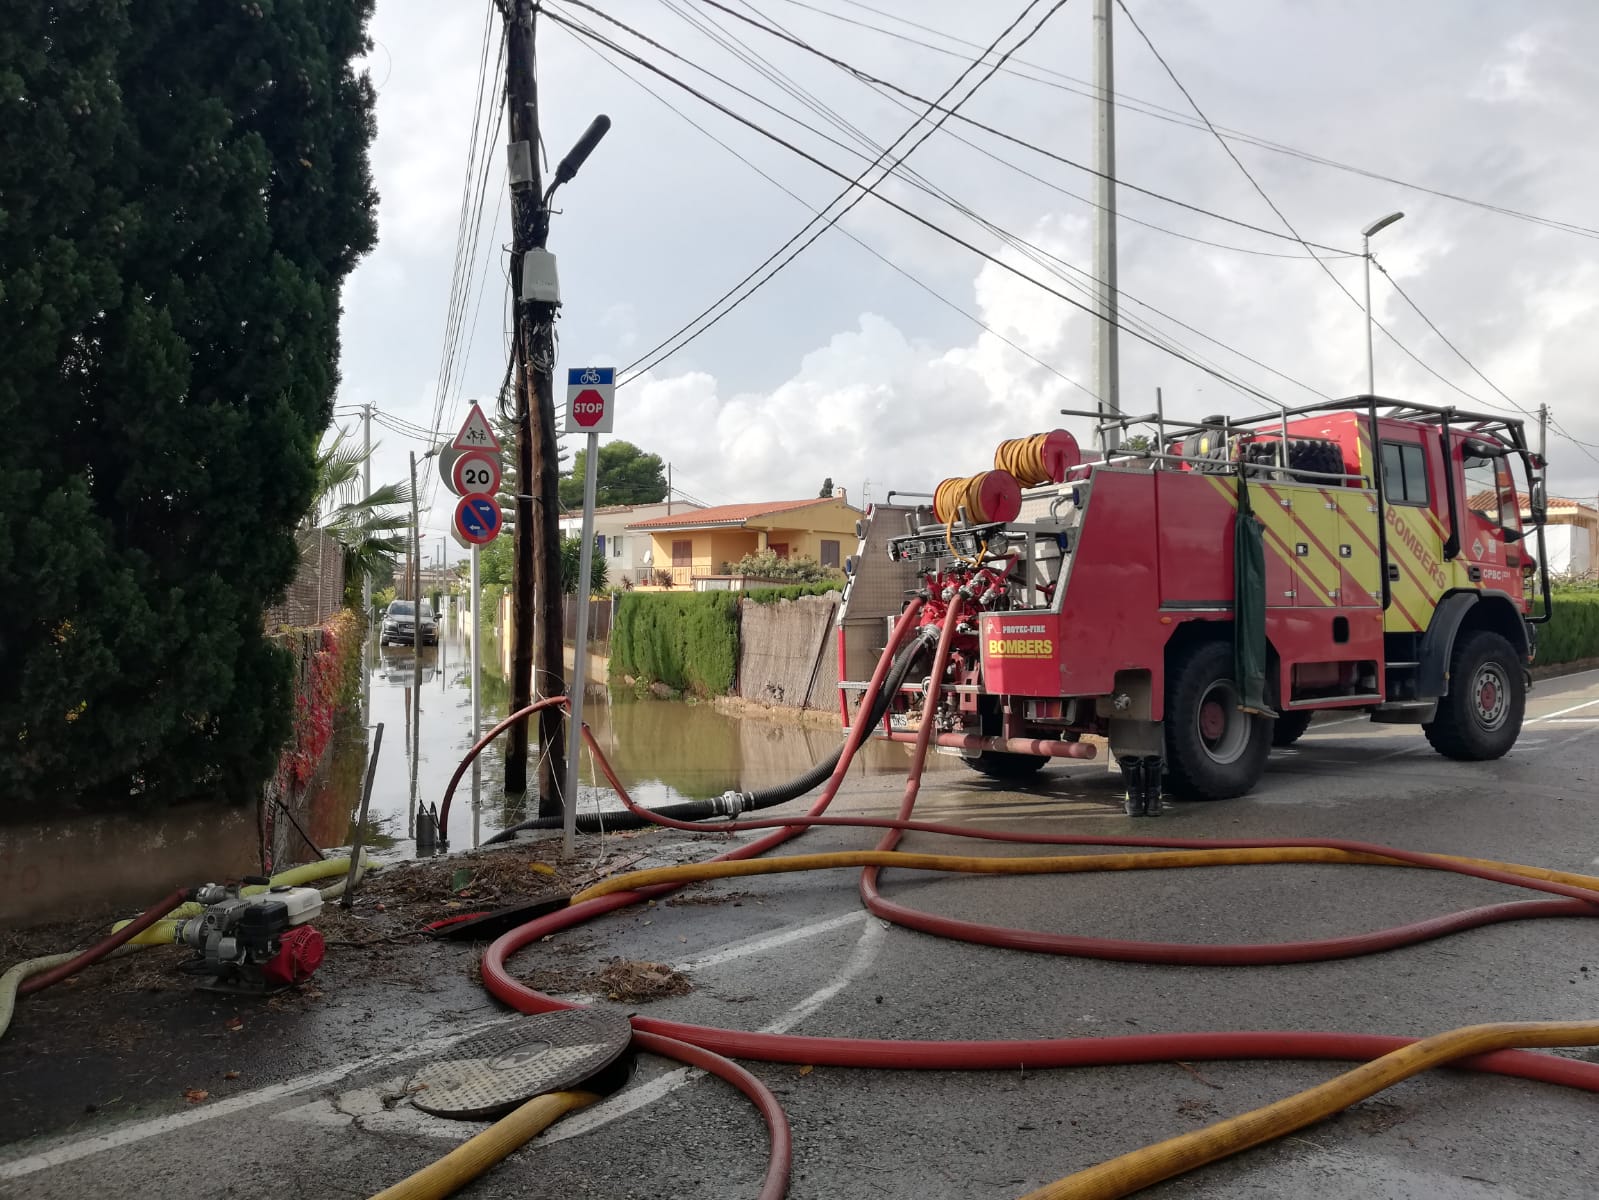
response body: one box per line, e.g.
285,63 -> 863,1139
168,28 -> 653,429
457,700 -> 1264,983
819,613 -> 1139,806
306,428 -> 411,601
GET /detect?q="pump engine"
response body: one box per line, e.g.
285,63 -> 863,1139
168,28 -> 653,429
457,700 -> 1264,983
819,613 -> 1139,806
173,881 -> 326,993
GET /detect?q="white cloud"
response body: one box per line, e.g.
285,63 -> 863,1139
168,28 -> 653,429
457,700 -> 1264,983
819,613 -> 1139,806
340,0 -> 1599,538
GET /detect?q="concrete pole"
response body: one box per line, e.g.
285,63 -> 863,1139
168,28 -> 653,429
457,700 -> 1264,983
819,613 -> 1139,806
1363,234 -> 1376,396
1092,0 -> 1121,454
408,451 -> 422,840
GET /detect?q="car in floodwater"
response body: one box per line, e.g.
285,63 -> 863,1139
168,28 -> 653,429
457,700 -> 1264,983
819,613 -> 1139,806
380,599 -> 438,647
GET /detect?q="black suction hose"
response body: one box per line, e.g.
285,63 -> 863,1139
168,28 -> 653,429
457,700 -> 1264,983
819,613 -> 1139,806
485,626 -> 935,844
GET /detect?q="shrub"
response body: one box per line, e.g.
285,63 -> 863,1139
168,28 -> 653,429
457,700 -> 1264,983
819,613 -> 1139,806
730,549 -> 840,583
746,582 -> 846,604
1538,586 -> 1599,667
610,592 -> 740,696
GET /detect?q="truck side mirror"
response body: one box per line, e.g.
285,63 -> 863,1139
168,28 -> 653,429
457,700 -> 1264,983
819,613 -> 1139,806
1530,478 -> 1548,524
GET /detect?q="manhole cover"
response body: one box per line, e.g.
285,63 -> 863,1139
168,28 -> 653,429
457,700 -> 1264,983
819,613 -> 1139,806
410,1009 -> 633,1118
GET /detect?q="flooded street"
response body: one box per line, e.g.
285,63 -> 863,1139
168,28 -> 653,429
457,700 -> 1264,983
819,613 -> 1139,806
312,610 -> 953,856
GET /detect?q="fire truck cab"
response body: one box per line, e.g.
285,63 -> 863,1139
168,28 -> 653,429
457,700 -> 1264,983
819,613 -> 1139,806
839,397 -> 1553,815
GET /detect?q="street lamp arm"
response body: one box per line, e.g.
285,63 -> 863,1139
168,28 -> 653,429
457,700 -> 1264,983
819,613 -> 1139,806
543,114 -> 612,207
1362,211 -> 1405,239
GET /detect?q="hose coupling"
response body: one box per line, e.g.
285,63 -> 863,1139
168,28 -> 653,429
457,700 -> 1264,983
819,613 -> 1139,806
712,790 -> 752,817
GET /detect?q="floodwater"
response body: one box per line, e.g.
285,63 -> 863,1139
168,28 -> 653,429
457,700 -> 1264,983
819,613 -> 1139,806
297,610 -> 949,858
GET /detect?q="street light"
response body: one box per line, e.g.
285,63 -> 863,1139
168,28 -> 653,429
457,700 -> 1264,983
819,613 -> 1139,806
1361,211 -> 1404,395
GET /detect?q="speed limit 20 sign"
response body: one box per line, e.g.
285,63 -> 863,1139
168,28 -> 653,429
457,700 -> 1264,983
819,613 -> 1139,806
452,450 -> 501,498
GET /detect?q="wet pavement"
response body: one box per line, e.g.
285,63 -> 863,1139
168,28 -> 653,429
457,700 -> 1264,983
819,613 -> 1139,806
3,666 -> 1597,1199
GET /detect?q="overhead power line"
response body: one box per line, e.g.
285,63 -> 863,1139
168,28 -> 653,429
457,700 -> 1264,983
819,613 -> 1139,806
1112,0 -> 1516,413
552,19 -> 1102,402
595,0 -> 1358,256
555,1 -> 1323,407
599,0 -> 1077,384
542,8 -> 1284,408
760,0 -> 1599,242
645,0 -> 1323,405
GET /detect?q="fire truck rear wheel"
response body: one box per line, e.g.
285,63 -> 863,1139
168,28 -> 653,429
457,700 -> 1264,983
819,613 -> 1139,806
1165,639 -> 1272,800
963,751 -> 1050,780
1422,630 -> 1525,760
1270,710 -> 1314,747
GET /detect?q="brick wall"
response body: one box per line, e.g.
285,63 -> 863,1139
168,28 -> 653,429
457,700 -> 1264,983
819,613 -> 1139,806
265,530 -> 346,628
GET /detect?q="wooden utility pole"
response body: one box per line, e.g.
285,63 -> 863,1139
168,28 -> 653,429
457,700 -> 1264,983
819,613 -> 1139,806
503,0 -> 565,812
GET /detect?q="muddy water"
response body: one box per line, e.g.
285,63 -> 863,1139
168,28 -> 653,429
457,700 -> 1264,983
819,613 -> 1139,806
303,614 -> 951,857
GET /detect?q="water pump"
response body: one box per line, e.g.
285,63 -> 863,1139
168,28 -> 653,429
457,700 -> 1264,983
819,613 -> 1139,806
173,880 -> 326,994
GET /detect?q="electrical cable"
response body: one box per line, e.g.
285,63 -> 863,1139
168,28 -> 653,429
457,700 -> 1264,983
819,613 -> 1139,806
592,0 -> 1075,385
687,0 -> 1335,266
761,0 -> 1599,242
1113,0 -> 1516,416
661,0 -> 1359,255
545,10 -> 1288,409
551,20 -> 1102,403
623,0 -> 1327,404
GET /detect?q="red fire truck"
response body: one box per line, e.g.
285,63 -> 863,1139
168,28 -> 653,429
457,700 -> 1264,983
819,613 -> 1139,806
837,397 -> 1553,814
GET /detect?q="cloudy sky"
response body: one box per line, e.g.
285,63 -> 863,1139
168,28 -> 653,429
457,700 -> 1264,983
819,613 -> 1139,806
334,0 -> 1599,550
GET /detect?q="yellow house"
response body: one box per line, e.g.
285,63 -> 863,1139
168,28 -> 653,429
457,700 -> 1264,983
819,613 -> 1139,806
627,496 -> 863,586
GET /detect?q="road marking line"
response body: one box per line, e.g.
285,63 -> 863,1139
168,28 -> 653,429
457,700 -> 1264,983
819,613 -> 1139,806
0,1016 -> 519,1180
546,918 -> 888,1146
676,910 -> 866,974
1310,715 -> 1369,730
1531,697 -> 1599,722
270,909 -> 873,1142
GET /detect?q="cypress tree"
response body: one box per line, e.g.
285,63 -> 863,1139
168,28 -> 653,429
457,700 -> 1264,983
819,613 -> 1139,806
0,1 -> 378,813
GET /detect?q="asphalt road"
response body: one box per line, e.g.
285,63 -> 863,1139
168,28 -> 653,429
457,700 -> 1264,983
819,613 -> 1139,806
4,668 -> 1598,1200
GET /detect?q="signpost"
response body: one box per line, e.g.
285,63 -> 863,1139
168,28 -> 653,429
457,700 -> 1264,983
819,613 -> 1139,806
561,367 -> 615,858
446,403 -> 504,850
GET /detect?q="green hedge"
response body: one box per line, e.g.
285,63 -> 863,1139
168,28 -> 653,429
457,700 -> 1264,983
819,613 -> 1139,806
611,592 -> 740,696
746,582 -> 845,604
1540,586 -> 1599,667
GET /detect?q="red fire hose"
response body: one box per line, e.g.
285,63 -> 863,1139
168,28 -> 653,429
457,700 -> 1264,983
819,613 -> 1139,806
467,593 -> 1599,1195
18,887 -> 191,997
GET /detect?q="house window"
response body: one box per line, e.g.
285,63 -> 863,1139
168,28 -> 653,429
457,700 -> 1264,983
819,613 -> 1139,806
595,534 -> 605,558
611,535 -> 624,558
672,539 -> 692,567
1380,441 -> 1429,506
768,542 -> 789,560
819,539 -> 841,568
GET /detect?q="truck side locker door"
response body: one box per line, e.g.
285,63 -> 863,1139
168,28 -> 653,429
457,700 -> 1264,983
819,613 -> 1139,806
1335,488 -> 1383,608
1376,434 -> 1445,635
1280,483 -> 1341,609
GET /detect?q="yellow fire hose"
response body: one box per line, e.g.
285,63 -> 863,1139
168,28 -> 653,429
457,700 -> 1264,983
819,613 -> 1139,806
570,845 -> 1599,905
368,1090 -> 598,1200
1019,1019 -> 1599,1199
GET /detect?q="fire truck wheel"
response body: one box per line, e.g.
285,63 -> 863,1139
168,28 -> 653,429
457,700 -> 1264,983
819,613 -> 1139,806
963,751 -> 1050,780
1270,710 -> 1314,747
1165,639 -> 1272,800
1423,630 -> 1525,760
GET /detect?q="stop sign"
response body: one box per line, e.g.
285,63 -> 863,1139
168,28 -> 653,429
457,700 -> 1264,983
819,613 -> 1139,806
571,388 -> 606,428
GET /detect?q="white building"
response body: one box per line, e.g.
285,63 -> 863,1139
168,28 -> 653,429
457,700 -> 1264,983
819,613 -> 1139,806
557,500 -> 703,588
